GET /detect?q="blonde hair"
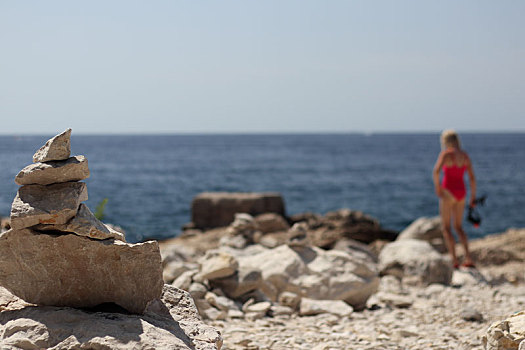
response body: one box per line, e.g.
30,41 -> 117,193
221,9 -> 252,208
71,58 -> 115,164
440,129 -> 461,150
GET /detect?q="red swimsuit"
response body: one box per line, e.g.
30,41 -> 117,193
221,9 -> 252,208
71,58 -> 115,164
442,164 -> 466,201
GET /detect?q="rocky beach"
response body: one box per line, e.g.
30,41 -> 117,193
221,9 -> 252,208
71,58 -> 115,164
0,130 -> 524,349
159,195 -> 525,349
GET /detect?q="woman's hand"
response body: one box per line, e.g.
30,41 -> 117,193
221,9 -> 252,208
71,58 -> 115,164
435,186 -> 443,198
469,196 -> 476,207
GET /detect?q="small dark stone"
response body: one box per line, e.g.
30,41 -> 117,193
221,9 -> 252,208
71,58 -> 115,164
460,307 -> 483,322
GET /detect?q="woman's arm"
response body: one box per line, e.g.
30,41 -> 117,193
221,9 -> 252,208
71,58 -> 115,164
433,152 -> 445,198
465,153 -> 477,206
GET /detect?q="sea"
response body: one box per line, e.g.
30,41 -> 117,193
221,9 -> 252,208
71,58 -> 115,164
1,133 -> 524,243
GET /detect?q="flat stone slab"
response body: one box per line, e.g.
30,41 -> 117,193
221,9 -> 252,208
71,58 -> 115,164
15,155 -> 90,186
34,203 -> 125,241
0,228 -> 163,314
10,182 -> 88,230
33,128 -> 72,163
192,192 -> 286,229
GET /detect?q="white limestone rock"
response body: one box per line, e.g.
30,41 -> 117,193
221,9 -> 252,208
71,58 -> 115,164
34,203 -> 124,241
199,250 -> 239,280
172,270 -> 197,291
15,155 -> 89,186
33,128 -> 72,163
299,298 -> 353,317
397,216 -> 445,253
236,244 -> 379,309
378,239 -> 453,286
0,228 -> 163,314
451,268 -> 488,287
10,182 -> 88,230
483,310 -> 525,350
0,285 -> 222,350
372,292 -> 413,309
205,292 -> 240,312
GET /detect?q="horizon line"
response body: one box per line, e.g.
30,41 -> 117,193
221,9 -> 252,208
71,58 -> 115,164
1,129 -> 525,136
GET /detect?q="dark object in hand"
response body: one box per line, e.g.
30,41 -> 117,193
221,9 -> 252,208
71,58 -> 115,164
467,195 -> 487,228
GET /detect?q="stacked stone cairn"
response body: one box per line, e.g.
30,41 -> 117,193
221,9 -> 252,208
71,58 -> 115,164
0,129 -> 163,314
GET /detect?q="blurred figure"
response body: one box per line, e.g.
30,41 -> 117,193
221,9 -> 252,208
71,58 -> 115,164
433,130 -> 476,268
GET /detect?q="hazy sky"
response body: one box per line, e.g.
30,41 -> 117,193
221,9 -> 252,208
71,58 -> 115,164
1,1 -> 524,134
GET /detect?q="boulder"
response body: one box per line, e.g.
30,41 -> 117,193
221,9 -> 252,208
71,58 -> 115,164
278,291 -> 301,310
0,228 -> 163,314
397,216 -> 445,253
451,268 -> 488,287
198,250 -> 239,280
333,239 -> 378,263
378,239 -> 453,286
32,128 -> 72,163
34,203 -> 124,241
299,298 -> 353,317
254,213 -> 290,233
0,285 -> 223,350
15,155 -> 90,186
210,265 -> 263,299
295,247 -> 379,309
483,310 -> 525,350
10,182 -> 88,230
321,209 -> 397,243
291,209 -> 397,247
461,228 -> 525,266
237,244 -> 379,309
191,192 -> 285,229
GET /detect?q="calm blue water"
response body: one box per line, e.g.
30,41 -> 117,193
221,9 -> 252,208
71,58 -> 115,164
1,133 -> 524,243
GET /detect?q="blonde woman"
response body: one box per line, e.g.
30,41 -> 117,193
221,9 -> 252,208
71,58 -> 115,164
433,130 -> 476,268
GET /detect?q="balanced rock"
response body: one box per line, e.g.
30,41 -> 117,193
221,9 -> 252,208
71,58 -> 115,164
34,203 -> 125,241
378,239 -> 453,285
0,228 -> 163,314
32,128 -> 72,163
191,192 -> 286,229
15,155 -> 90,186
10,182 -> 88,230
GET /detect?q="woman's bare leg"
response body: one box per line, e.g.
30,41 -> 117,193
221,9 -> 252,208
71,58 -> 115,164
440,193 -> 458,266
453,199 -> 474,265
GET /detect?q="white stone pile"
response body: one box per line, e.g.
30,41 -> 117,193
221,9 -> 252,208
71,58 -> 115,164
0,129 -> 164,314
